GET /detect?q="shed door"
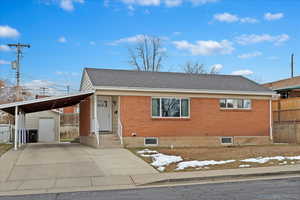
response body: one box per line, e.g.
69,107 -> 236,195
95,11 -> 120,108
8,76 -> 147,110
38,118 -> 55,142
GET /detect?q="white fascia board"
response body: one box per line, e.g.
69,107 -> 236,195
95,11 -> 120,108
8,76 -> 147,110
94,86 -> 276,97
0,91 -> 95,109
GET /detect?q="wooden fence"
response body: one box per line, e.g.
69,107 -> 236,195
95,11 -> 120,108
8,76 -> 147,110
272,97 -> 300,143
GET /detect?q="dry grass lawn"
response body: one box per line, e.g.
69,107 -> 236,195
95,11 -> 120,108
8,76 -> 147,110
0,144 -> 12,157
130,144 -> 300,172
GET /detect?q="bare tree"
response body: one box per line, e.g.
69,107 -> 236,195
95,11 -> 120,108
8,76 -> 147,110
128,35 -> 166,72
182,61 -> 222,74
183,61 -> 206,74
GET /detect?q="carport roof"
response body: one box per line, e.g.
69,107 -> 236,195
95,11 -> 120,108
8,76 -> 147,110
0,91 -> 94,115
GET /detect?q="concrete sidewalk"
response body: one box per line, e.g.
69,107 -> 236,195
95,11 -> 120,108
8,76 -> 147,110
1,144 -> 300,196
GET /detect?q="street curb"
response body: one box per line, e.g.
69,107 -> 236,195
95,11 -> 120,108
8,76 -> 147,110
138,170 -> 300,186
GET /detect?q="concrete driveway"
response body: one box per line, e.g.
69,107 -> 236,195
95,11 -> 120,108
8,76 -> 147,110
0,143 -> 157,195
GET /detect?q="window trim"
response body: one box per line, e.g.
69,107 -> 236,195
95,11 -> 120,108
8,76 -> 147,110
144,137 -> 159,146
151,97 -> 190,119
219,98 -> 252,110
220,137 -> 233,145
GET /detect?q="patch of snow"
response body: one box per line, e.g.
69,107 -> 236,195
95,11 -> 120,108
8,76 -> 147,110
241,156 -> 285,164
157,166 -> 165,172
176,160 -> 235,170
286,156 -> 300,160
137,149 -> 158,154
239,164 -> 251,168
150,153 -> 183,167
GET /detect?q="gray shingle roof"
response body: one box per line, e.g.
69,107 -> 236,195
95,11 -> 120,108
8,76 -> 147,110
85,68 -> 273,93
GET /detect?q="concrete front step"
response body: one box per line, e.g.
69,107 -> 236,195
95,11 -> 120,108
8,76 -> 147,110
99,135 -> 122,148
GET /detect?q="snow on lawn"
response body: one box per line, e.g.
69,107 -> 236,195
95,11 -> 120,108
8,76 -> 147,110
239,164 -> 251,168
241,156 -> 300,164
137,149 -> 183,171
137,149 -> 158,154
176,160 -> 235,170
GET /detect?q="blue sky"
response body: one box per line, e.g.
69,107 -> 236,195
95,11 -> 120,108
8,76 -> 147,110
0,0 -> 299,94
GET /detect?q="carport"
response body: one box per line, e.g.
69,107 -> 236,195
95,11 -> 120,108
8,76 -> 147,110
0,91 -> 94,150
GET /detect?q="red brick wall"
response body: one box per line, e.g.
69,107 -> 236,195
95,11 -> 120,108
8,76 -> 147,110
79,96 -> 91,136
120,96 -> 270,137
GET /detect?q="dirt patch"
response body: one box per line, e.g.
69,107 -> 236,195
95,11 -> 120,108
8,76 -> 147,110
129,144 -> 300,172
0,144 -> 12,157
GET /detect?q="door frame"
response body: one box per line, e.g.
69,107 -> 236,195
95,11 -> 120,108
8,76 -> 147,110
97,96 -> 112,132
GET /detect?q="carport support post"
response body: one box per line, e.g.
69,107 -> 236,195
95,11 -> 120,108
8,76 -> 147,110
14,106 -> 18,150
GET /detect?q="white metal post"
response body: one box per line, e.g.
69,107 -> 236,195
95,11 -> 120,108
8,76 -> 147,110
14,106 -> 18,150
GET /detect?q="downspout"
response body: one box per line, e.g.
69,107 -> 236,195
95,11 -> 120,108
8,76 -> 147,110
269,99 -> 273,141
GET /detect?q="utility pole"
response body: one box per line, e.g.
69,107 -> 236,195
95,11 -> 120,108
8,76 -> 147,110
7,43 -> 30,101
66,85 -> 70,94
291,53 -> 295,78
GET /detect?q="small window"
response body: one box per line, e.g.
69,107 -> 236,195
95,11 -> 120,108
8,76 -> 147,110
144,137 -> 158,146
220,99 -> 251,110
221,137 -> 233,144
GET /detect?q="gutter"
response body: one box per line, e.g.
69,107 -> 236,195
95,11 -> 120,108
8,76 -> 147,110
94,86 -> 276,97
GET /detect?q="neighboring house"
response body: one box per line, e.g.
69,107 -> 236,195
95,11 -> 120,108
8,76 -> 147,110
263,76 -> 300,99
25,110 -> 60,143
79,68 -> 275,148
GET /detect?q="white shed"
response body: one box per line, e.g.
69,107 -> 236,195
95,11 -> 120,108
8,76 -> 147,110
25,110 -> 60,143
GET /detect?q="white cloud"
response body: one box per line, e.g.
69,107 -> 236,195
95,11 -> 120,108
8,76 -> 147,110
55,71 -> 79,76
173,39 -> 234,56
172,31 -> 181,36
0,60 -> 10,65
232,69 -> 253,76
59,0 -> 84,11
108,34 -> 168,46
0,25 -> 20,38
58,36 -> 67,43
117,0 -> 219,7
89,41 -> 96,45
235,34 -> 289,45
238,51 -> 262,59
213,13 -> 258,23
0,45 -> 10,52
213,13 -> 239,23
210,64 -> 223,73
165,0 -> 182,7
240,17 -> 259,24
264,12 -> 284,21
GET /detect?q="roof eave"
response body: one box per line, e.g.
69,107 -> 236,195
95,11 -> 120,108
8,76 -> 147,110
94,86 -> 276,97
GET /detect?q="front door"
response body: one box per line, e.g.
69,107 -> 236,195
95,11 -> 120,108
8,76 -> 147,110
97,96 -> 112,132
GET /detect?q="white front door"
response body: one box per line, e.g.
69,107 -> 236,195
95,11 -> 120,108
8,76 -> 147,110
38,118 -> 55,142
97,96 -> 112,132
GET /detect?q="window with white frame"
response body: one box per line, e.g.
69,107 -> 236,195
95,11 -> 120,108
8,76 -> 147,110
152,97 -> 190,118
219,99 -> 251,109
144,137 -> 158,146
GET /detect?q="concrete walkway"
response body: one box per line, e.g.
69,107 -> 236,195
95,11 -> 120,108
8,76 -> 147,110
0,143 -> 157,195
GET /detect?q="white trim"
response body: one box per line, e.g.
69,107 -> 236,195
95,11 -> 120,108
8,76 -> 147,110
144,137 -> 159,146
151,97 -> 190,119
0,91 -> 94,110
94,86 -> 275,97
14,106 -> 18,150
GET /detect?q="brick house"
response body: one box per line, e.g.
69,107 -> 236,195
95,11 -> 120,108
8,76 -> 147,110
79,68 -> 275,148
263,76 -> 300,99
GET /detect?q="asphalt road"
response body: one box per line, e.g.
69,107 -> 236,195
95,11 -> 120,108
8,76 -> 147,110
1,177 -> 300,200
